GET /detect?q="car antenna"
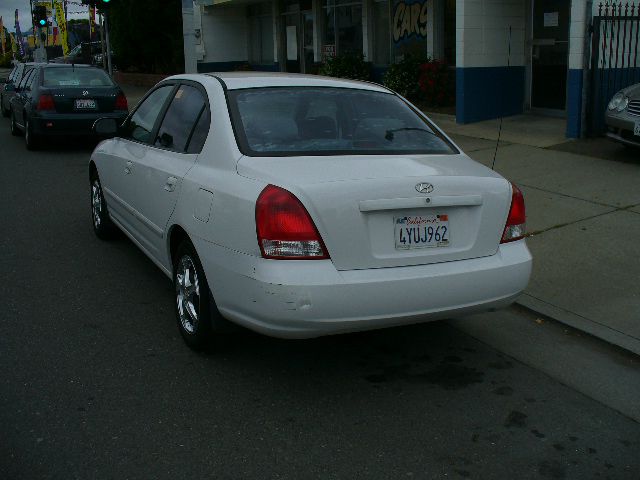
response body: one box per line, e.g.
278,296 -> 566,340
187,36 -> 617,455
492,25 -> 512,171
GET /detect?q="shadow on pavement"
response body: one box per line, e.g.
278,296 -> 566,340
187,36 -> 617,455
548,137 -> 640,163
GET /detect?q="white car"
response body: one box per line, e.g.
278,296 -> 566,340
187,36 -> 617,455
90,73 -> 532,349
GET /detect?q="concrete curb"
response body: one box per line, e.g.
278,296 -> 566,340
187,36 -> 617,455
517,294 -> 640,357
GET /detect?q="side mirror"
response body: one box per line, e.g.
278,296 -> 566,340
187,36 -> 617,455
158,132 -> 174,148
4,83 -> 15,92
93,117 -> 119,137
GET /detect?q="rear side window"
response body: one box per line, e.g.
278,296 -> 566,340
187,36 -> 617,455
126,85 -> 174,144
186,106 -> 211,154
43,67 -> 114,87
155,85 -> 207,153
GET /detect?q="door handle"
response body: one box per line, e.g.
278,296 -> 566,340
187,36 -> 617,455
164,176 -> 178,192
124,161 -> 133,174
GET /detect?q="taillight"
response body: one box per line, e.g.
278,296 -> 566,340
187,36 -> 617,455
115,93 -> 128,111
37,94 -> 55,111
256,185 -> 329,259
501,183 -> 526,243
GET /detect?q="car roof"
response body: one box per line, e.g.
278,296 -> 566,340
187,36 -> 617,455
166,72 -> 391,93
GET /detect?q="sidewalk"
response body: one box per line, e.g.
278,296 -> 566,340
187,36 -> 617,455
430,112 -> 640,356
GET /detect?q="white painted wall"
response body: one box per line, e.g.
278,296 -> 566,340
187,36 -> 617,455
200,4 -> 249,64
568,0 -> 589,69
456,0 -> 527,68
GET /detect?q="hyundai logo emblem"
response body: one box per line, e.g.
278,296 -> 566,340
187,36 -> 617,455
415,182 -> 434,194
82,90 -> 89,96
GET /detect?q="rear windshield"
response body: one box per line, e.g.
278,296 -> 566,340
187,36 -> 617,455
43,67 -> 114,87
227,87 -> 457,156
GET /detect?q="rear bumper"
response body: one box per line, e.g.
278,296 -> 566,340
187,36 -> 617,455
193,238 -> 533,339
31,111 -> 127,136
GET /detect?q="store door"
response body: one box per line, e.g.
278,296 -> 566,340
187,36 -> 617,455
531,0 -> 570,111
282,6 -> 314,73
283,12 -> 301,73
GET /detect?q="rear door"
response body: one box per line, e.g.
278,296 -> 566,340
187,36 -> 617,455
125,82 -> 210,258
12,68 -> 37,126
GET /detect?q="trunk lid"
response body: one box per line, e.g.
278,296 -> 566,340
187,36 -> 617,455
47,87 -> 119,113
238,153 -> 512,270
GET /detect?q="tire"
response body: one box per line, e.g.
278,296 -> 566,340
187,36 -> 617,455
173,240 -> 215,350
24,117 -> 39,151
10,110 -> 21,136
90,174 -> 117,240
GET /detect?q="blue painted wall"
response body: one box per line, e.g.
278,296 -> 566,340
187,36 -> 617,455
456,66 -> 526,124
566,69 -> 583,138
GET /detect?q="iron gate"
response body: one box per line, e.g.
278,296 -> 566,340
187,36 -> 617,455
587,2 -> 640,135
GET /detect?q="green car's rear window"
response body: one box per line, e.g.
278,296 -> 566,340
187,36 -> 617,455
43,67 -> 114,88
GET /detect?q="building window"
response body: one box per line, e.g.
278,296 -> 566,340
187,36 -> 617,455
323,0 -> 363,56
249,3 -> 275,65
372,0 -> 390,65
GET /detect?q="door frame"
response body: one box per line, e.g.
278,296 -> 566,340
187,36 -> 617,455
279,6 -> 315,73
527,0 -> 571,116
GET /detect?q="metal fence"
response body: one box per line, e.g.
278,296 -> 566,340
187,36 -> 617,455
587,2 -> 640,135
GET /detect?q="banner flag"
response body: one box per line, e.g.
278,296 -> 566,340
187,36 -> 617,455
89,7 -> 96,39
53,0 -> 69,56
14,10 -> 25,57
10,33 -> 17,55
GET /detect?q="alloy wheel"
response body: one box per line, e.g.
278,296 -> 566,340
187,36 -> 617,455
176,255 -> 201,334
91,180 -> 103,228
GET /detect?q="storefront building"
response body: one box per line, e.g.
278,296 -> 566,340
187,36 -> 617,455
190,0 -> 613,138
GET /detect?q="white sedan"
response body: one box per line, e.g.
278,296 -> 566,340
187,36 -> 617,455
90,73 -> 532,349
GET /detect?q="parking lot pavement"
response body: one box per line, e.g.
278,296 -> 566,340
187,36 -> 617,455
2,111 -> 640,479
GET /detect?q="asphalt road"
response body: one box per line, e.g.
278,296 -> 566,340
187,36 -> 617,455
1,116 -> 639,480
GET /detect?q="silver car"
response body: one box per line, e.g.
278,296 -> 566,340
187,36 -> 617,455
605,83 -> 640,148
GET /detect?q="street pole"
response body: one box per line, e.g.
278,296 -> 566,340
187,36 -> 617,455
104,12 -> 112,76
181,0 -> 197,74
38,26 -> 46,61
99,13 -> 106,70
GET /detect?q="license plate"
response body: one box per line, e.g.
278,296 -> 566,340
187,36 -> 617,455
75,99 -> 96,110
395,215 -> 450,249
634,121 -> 640,137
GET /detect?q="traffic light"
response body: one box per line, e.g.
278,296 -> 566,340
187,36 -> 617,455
33,5 -> 48,28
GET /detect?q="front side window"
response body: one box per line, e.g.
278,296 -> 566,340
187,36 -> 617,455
228,87 -> 456,156
154,85 -> 208,152
43,67 -> 114,87
126,85 -> 174,144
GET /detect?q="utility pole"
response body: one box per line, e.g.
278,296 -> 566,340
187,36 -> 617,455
181,0 -> 197,73
99,13 -> 106,70
104,12 -> 112,76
